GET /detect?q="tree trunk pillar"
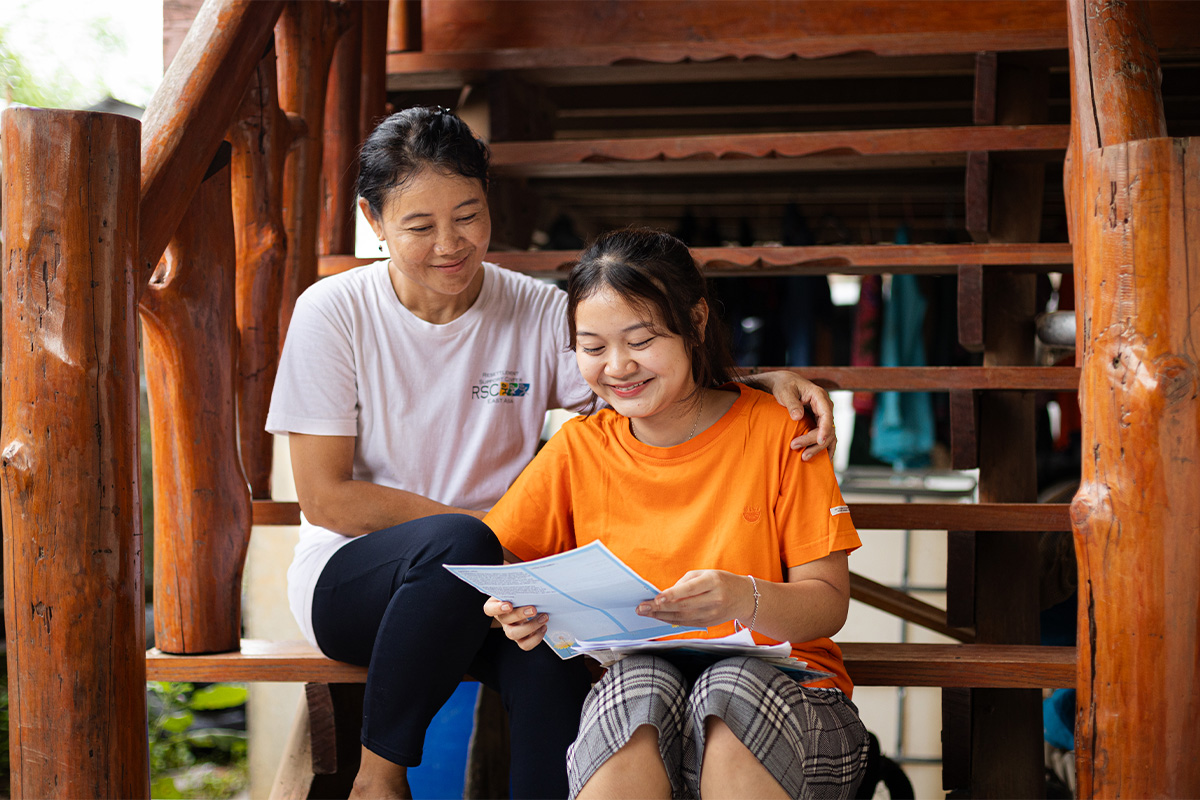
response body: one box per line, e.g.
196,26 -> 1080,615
1071,136 -> 1200,799
1,106 -> 149,798
140,154 -> 252,654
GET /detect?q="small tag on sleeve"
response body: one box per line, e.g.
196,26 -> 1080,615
830,505 -> 850,517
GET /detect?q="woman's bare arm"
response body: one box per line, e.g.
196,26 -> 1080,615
288,432 -> 485,537
636,550 -> 851,644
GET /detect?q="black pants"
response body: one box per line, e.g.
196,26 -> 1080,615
311,513 -> 592,798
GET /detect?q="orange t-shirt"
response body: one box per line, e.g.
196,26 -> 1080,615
484,383 -> 862,695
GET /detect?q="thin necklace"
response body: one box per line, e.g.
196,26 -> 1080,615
631,394 -> 704,444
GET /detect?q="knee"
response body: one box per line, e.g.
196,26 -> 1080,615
422,513 -> 501,565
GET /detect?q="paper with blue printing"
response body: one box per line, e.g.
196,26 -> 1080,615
445,540 -> 834,683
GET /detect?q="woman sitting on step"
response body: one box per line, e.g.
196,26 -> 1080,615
485,227 -> 870,799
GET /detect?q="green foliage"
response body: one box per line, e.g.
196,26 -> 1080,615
147,682 -> 249,800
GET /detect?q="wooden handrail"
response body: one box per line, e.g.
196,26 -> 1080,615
849,573 -> 974,643
753,366 -> 1079,392
252,500 -> 1071,531
140,0 -> 285,287
146,639 -> 1075,688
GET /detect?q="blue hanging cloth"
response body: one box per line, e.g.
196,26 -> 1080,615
870,226 -> 934,469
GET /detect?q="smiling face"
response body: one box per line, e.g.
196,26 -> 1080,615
574,286 -> 707,441
360,167 -> 492,323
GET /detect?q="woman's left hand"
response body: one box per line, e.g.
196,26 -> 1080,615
635,569 -> 755,628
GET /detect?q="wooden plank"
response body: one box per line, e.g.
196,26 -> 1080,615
321,243 -> 1074,278
2,106 -> 148,799
488,125 -> 1069,178
752,366 -> 1080,392
141,0 -> 285,289
849,573 -> 974,643
319,0 -> 362,257
251,500 -> 1070,531
949,390 -> 980,470
956,264 -> 985,351
147,639 -> 1075,689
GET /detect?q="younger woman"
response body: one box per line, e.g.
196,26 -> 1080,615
484,228 -> 869,798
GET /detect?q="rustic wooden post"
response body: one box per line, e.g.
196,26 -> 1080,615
320,0 -> 363,257
230,46 -> 305,500
1,107 -> 149,798
360,0 -> 390,138
140,154 -> 253,654
276,0 -> 351,339
1067,2 -> 1199,797
140,0 -> 285,285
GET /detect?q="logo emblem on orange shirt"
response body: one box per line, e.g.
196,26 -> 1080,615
742,505 -> 761,523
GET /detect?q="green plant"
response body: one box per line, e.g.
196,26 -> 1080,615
147,682 -> 248,800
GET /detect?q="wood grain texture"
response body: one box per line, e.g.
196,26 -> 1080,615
140,0 -> 285,289
276,0 -> 351,341
322,242 -> 1074,278
140,159 -> 252,655
1,107 -> 149,799
319,0 -> 362,257
488,125 -> 1068,177
359,0 -> 390,136
1072,138 -> 1200,800
750,366 -> 1079,392
146,639 -> 1075,689
230,47 -> 302,500
252,500 -> 1070,531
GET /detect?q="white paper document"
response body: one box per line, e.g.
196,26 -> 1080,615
445,540 -> 704,658
445,542 -> 839,683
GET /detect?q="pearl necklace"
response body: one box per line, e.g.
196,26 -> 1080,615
630,394 -> 704,445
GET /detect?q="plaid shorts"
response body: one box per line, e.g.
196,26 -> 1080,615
567,654 -> 869,799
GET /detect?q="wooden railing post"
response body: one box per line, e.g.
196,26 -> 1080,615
1,107 -> 149,798
230,45 -> 304,500
320,0 -> 363,258
276,0 -> 351,340
1067,2 -> 1199,798
140,153 -> 253,654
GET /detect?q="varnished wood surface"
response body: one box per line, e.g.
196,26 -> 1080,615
2,107 -> 150,798
319,1 -> 362,258
252,500 -> 1070,531
319,242 -> 1074,278
230,47 -> 302,500
487,125 -> 1067,179
1073,138 -> 1200,799
140,161 -> 252,655
146,639 -> 1075,688
849,573 -> 973,643
756,366 -> 1079,392
276,0 -> 350,340
140,0 -> 284,288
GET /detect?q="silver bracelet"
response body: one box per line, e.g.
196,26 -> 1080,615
746,575 -> 760,631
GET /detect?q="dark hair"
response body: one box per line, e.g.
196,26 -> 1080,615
356,106 -> 491,218
567,227 -> 738,392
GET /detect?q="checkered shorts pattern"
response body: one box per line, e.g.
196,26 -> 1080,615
567,655 -> 869,799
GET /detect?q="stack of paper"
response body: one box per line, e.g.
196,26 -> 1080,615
445,541 -> 834,683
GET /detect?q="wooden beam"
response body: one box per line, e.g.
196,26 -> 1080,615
488,125 -> 1069,176
146,639 -> 1076,689
321,243 -> 1073,278
2,106 -> 148,798
140,0 -> 285,290
252,500 -> 1071,531
849,573 -> 974,643
140,153 -> 252,655
751,367 -> 1079,392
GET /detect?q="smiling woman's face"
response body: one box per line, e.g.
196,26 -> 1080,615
361,167 -> 492,323
573,286 -> 702,435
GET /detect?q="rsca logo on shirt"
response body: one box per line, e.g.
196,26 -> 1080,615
473,369 -> 530,404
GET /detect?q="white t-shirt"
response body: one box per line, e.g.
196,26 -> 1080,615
266,260 -> 591,645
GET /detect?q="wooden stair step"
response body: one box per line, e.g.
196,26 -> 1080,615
487,125 -> 1068,179
146,639 -> 1075,689
252,500 -> 1071,531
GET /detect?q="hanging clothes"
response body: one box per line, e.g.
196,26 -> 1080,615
871,226 -> 935,469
